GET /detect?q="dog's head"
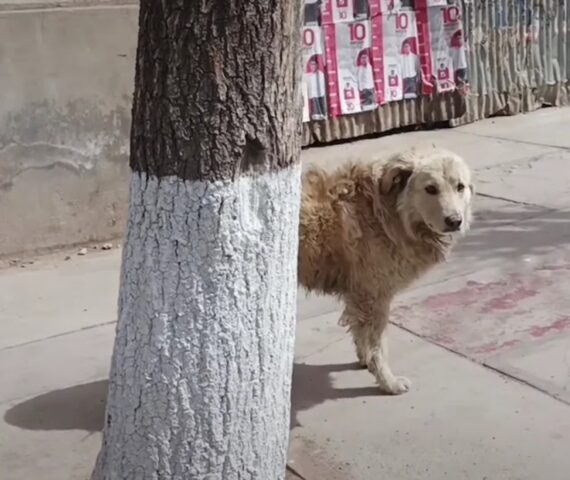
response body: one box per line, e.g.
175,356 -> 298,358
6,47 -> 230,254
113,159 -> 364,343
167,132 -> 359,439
380,149 -> 474,237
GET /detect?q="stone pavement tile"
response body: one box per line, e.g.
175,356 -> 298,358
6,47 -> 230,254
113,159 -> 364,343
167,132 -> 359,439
0,324 -> 113,480
0,249 -> 121,350
291,314 -> 570,480
392,242 -> 570,364
0,401 -> 102,480
0,323 -> 113,406
458,108 -> 570,149
484,332 -> 570,404
301,127 -> 556,172
474,150 -> 570,208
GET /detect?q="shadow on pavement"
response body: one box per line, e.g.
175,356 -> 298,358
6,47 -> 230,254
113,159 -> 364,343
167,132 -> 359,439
4,380 -> 108,432
4,362 -> 381,433
290,361 -> 381,429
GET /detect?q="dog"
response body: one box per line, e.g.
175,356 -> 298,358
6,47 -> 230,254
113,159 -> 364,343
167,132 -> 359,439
298,147 -> 474,394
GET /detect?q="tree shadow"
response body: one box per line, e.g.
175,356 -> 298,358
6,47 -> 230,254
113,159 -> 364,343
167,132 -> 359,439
4,379 -> 108,432
4,362 -> 381,433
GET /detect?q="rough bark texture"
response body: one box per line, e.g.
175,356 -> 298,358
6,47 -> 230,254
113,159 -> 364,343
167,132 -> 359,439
92,1 -> 303,478
130,0 -> 302,181
93,169 -> 301,479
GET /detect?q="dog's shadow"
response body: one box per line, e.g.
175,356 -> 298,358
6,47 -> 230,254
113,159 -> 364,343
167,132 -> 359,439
290,361 -> 382,428
4,362 -> 379,432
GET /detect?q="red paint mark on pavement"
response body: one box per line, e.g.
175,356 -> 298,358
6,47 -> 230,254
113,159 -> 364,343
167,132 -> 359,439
527,316 -> 570,338
393,257 -> 570,361
480,285 -> 539,314
473,339 -> 521,355
420,280 -> 496,310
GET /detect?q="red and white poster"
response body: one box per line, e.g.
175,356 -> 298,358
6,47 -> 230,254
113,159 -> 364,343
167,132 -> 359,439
321,0 -> 400,24
304,0 -> 323,26
381,10 -> 421,102
325,18 -> 384,116
322,0 -> 372,25
416,3 -> 468,94
415,0 -> 458,6
375,0 -> 402,14
302,25 -> 328,122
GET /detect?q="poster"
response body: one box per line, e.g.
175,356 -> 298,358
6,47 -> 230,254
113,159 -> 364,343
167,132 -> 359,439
376,0 -> 402,13
381,10 -> 421,101
325,18 -> 384,116
322,0 -> 360,24
415,0 -> 459,6
321,0 -> 400,24
304,0 -> 323,25
400,0 -> 416,8
302,25 -> 328,121
302,81 -> 310,123
416,3 -> 468,94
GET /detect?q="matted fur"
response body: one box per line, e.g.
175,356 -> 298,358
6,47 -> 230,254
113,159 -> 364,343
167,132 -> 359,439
298,147 -> 474,394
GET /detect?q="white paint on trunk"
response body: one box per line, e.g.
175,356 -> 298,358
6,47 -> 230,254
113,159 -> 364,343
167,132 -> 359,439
92,164 -> 301,480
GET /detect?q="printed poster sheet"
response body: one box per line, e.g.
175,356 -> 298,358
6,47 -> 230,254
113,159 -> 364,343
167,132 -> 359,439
304,0 -> 323,25
302,25 -> 328,122
325,19 -> 384,116
321,0 -> 373,24
381,9 -> 421,102
417,3 -> 467,93
321,0 -> 401,24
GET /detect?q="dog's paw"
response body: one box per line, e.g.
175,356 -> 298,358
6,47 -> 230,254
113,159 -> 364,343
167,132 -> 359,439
383,376 -> 411,395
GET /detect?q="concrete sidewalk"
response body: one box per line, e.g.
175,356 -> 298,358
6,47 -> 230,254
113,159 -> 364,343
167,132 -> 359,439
2,109 -> 570,479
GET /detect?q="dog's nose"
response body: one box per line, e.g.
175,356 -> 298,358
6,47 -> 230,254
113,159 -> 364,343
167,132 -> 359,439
444,215 -> 462,231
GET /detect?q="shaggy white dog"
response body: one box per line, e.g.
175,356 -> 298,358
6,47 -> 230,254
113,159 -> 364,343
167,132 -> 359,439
298,148 -> 474,394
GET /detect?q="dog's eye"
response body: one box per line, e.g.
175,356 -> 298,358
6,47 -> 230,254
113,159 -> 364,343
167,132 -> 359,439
457,183 -> 465,192
425,185 -> 439,195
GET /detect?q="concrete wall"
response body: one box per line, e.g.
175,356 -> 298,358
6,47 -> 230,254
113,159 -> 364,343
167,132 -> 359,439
0,2 -> 138,256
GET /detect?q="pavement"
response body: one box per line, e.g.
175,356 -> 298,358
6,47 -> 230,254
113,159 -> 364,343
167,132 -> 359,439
2,108 -> 570,480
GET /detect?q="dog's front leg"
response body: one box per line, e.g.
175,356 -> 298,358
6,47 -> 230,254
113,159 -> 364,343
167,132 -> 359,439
340,304 -> 369,368
366,303 -> 411,395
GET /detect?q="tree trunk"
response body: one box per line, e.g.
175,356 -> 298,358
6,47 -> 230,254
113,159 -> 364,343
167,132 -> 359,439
92,2 -> 303,479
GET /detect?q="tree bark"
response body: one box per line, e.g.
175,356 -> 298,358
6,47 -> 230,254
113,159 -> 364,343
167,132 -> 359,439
92,1 -> 303,479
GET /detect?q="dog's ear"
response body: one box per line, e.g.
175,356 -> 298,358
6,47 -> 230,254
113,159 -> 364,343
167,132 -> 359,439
379,163 -> 413,195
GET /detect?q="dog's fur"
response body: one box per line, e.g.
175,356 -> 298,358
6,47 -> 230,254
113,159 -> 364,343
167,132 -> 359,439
298,148 -> 474,394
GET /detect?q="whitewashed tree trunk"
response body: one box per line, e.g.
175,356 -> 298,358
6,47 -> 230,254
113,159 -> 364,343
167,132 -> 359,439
92,1 -> 303,479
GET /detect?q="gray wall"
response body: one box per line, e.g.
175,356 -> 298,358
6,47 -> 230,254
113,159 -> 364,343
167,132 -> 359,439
0,2 -> 138,256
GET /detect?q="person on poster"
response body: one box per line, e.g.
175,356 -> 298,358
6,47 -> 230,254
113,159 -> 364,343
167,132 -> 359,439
449,30 -> 467,86
354,0 -> 369,19
305,55 -> 327,119
304,0 -> 322,25
436,61 -> 452,91
400,37 -> 420,99
356,48 -> 376,108
343,82 -> 356,100
437,62 -> 450,82
388,68 -> 399,88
